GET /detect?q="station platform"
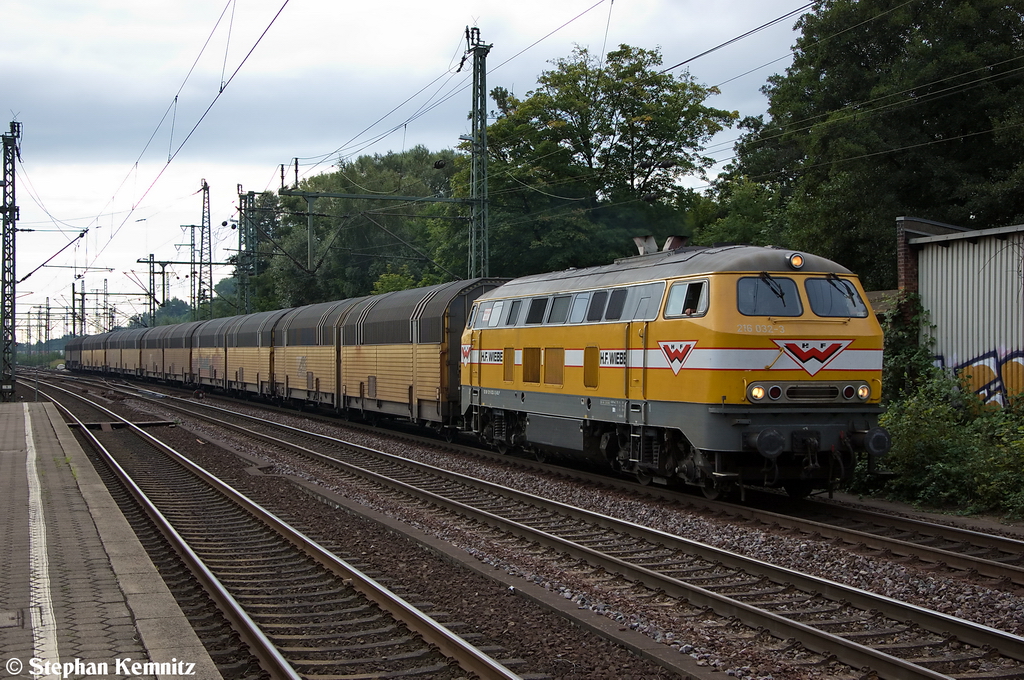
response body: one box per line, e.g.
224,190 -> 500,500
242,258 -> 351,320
0,402 -> 220,679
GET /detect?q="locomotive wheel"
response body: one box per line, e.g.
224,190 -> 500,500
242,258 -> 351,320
701,483 -> 721,500
495,441 -> 509,455
636,470 -> 654,486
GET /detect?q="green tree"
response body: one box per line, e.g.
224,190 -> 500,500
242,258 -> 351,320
270,146 -> 459,304
691,177 -> 784,247
370,264 -> 416,295
155,298 -> 191,325
211,277 -> 238,318
428,44 -> 736,279
728,0 -> 1024,289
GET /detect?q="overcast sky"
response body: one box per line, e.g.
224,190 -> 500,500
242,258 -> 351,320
2,0 -> 807,338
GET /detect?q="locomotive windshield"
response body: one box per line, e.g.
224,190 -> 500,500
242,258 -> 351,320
805,276 -> 869,317
737,276 -> 802,316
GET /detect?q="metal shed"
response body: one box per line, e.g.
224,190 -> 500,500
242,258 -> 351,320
897,216 -> 1024,403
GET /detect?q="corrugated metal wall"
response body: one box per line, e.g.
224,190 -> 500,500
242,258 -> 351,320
918,230 -> 1024,400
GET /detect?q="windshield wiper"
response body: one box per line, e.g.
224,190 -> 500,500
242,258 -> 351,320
825,272 -> 856,303
759,271 -> 787,306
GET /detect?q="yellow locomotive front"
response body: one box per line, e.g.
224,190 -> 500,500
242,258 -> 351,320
461,245 -> 890,497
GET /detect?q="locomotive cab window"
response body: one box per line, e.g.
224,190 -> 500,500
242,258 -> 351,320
805,277 -> 869,318
737,275 -> 802,317
665,280 -> 708,317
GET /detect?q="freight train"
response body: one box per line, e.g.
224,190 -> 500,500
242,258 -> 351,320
65,244 -> 890,498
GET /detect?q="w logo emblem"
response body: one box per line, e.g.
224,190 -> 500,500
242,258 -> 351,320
460,344 -> 472,364
659,341 -> 696,375
774,339 -> 852,375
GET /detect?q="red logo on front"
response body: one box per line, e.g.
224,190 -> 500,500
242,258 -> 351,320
773,339 -> 852,375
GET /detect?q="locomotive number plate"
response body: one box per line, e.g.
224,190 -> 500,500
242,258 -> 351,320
736,324 -> 785,334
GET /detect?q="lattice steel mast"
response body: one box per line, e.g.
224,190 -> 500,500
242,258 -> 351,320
198,179 -> 213,320
237,187 -> 257,314
466,27 -> 491,279
1,122 -> 22,401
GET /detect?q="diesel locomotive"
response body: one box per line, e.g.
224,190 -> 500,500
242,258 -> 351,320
66,244 -> 890,497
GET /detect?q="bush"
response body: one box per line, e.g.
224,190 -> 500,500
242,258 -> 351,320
878,372 -> 1024,518
849,291 -> 1024,518
878,291 -> 936,402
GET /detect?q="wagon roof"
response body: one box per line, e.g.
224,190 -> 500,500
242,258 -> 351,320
230,307 -> 294,334
278,299 -> 363,330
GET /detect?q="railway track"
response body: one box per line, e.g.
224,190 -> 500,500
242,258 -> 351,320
73,372 -> 1024,590
69,377 -> 1024,679
43,380 -> 523,680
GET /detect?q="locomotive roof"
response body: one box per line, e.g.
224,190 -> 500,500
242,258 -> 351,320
484,245 -> 853,299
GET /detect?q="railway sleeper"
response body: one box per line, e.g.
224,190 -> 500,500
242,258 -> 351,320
902,651 -> 998,666
263,617 -> 384,633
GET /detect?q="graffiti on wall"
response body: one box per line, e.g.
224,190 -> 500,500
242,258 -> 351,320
936,349 -> 1024,405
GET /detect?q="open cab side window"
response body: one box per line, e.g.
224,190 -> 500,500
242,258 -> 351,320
664,280 -> 709,318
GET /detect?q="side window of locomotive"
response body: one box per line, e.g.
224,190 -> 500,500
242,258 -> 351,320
634,296 -> 652,320
466,304 -> 478,329
525,297 -> 549,324
477,301 -> 496,327
587,291 -> 608,321
665,281 -> 708,317
547,295 -> 572,324
805,278 -> 869,318
736,276 -> 803,316
505,299 -> 522,326
569,292 -> 591,323
604,288 -> 628,321
629,282 -> 667,320
487,300 -> 505,327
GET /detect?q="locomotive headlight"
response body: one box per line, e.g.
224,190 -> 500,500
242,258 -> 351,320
750,385 -> 766,401
788,253 -> 805,269
857,384 -> 870,400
